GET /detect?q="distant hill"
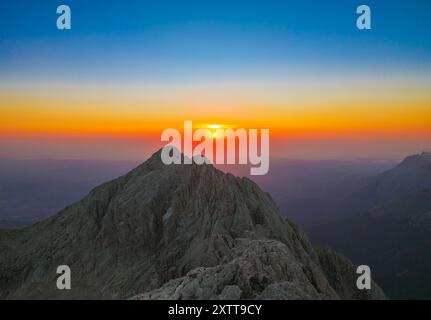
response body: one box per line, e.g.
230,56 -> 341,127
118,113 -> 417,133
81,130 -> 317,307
348,152 -> 431,211
0,158 -> 395,228
309,152 -> 431,299
0,159 -> 139,226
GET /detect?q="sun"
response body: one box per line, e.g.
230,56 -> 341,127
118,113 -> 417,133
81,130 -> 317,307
207,124 -> 223,139
207,124 -> 222,129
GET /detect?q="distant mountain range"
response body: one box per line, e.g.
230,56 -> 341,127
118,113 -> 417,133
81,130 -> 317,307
0,159 -> 139,228
0,149 -> 384,300
267,159 -> 396,226
0,158 -> 395,229
309,152 -> 431,299
348,152 -> 431,210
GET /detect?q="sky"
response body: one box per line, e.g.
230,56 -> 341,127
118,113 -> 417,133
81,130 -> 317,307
1,0 -> 430,160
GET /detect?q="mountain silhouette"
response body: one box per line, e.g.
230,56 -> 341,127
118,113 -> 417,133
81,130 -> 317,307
0,148 -> 385,299
310,152 -> 431,299
348,152 -> 431,211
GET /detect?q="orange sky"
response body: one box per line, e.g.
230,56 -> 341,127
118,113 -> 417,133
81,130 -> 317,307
1,75 -> 430,160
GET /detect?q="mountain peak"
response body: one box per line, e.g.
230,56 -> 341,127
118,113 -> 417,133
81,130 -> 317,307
136,146 -> 212,170
126,147 -> 217,185
398,151 -> 431,169
0,148 -> 385,300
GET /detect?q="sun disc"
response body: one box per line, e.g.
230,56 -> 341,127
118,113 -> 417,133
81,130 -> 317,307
208,124 -> 221,129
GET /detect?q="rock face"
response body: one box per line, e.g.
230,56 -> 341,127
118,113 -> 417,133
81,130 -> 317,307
0,149 -> 385,300
132,239 -> 338,300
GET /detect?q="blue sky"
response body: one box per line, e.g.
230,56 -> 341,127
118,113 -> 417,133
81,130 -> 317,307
1,0 -> 431,84
1,1 -> 431,161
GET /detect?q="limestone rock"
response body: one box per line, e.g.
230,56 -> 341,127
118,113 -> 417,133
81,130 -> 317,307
0,148 -> 386,300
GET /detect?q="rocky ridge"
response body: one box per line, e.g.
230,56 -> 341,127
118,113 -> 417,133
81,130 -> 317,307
0,148 -> 385,299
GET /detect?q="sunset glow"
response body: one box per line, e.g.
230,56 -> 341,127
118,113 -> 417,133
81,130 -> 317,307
1,1 -> 430,160
208,125 -> 222,130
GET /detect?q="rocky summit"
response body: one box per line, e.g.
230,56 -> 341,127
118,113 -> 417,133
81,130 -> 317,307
0,148 -> 385,299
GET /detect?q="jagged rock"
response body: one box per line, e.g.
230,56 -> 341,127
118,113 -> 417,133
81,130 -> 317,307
219,285 -> 242,300
316,247 -> 386,300
259,282 -> 314,300
0,148 -> 386,300
132,239 -> 338,300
